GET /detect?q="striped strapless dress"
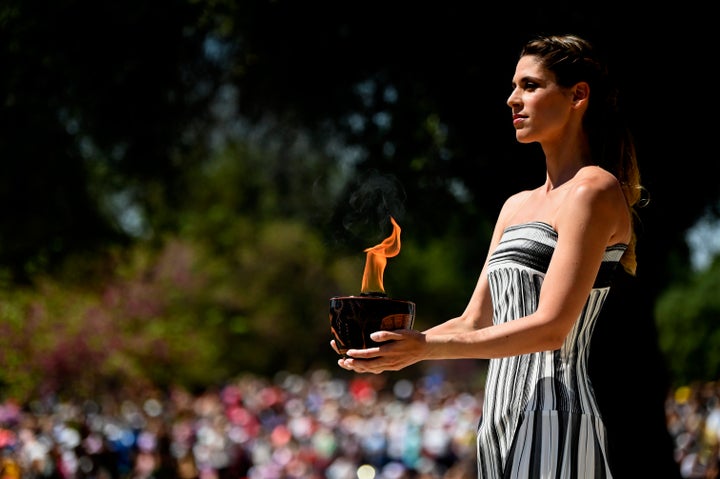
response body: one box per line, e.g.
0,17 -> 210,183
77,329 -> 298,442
477,222 -> 626,479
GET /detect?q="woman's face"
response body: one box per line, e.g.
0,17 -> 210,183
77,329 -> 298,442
507,55 -> 576,145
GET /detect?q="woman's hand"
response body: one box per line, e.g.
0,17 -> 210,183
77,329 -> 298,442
333,329 -> 426,374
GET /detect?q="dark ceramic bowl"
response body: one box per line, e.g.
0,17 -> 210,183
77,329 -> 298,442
329,295 -> 416,356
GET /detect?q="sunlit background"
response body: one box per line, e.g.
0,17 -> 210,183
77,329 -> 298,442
1,1 -> 717,477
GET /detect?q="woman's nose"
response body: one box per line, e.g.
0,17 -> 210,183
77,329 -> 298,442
506,89 -> 520,108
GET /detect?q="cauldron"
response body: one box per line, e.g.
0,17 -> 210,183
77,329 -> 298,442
329,294 -> 416,356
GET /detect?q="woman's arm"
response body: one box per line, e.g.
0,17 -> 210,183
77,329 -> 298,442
337,172 -> 629,373
334,190 -> 528,370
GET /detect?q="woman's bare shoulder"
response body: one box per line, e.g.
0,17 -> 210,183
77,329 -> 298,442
502,189 -> 535,210
574,165 -> 621,190
566,167 -> 626,212
490,189 -> 538,237
561,166 -> 631,243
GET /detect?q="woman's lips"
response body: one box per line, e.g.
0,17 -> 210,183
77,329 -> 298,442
512,115 -> 526,127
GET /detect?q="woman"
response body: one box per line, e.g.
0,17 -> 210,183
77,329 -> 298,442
333,33 -> 644,478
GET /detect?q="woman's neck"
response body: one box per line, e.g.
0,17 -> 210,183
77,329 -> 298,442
542,131 -> 591,191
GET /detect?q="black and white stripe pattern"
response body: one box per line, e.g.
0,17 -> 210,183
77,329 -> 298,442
477,222 -> 626,478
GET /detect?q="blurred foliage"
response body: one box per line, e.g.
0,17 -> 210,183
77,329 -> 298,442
0,0 -> 718,410
0,0 -> 222,280
655,257 -> 720,386
0,135 -> 480,402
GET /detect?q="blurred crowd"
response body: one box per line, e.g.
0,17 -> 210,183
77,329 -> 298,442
667,381 -> 720,478
1,369 -> 719,479
0,369 -> 480,479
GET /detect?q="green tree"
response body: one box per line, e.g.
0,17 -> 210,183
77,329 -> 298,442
0,0 -> 221,280
655,256 -> 720,386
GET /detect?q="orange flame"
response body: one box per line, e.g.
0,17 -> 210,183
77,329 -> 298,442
361,216 -> 401,295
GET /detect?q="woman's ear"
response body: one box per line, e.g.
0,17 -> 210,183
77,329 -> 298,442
572,82 -> 590,107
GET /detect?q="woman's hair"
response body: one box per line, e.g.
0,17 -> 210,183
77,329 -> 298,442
520,33 -> 645,275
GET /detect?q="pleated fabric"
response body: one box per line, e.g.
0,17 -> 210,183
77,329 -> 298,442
477,222 -> 625,479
